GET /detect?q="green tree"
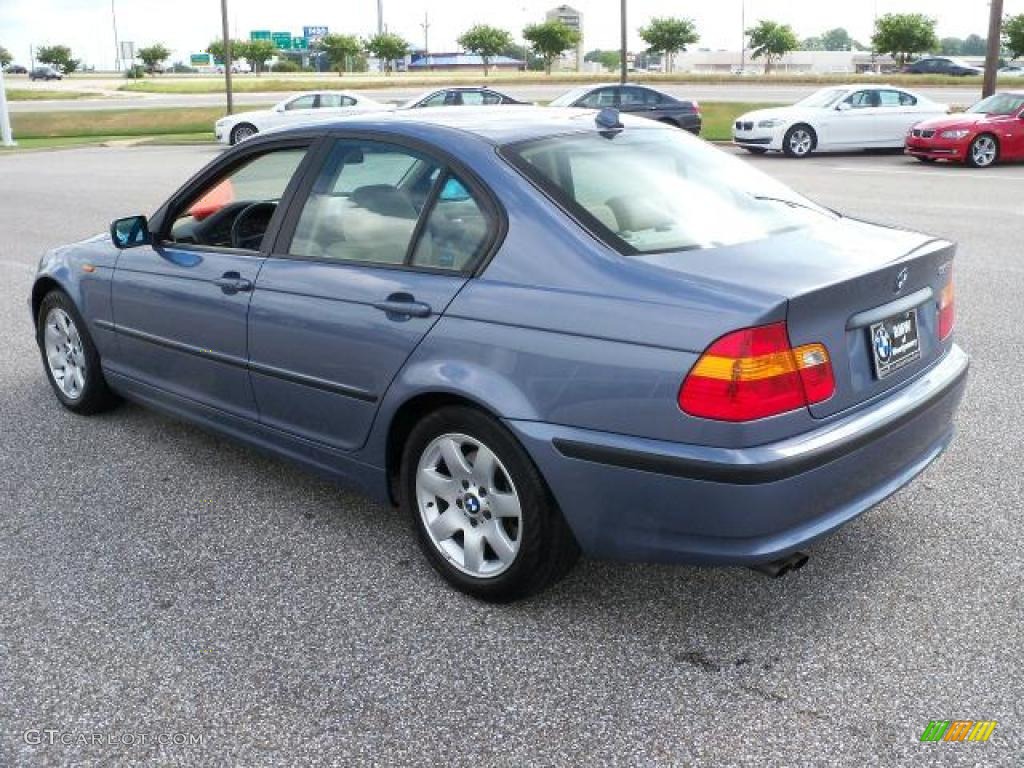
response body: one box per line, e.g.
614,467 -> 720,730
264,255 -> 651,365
522,21 -> 580,74
316,33 -> 363,75
37,44 -> 80,75
871,14 -> 937,66
821,28 -> 855,51
638,17 -> 698,73
457,24 -> 514,76
962,33 -> 987,56
801,37 -> 823,51
237,39 -> 275,73
746,20 -> 798,74
939,37 -> 963,55
365,32 -> 409,74
1005,16 -> 1024,59
137,43 -> 170,74
585,48 -> 621,71
0,46 -> 12,68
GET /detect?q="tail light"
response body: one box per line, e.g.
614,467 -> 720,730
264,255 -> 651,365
938,270 -> 955,341
678,322 -> 835,422
692,100 -> 701,113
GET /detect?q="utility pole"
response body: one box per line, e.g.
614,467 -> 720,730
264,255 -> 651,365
111,0 -> 121,71
619,0 -> 627,84
220,0 -> 234,115
0,65 -> 16,147
740,0 -> 745,73
421,12 -> 430,58
378,0 -> 384,35
983,0 -> 1004,98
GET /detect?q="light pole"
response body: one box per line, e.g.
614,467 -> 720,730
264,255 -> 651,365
111,0 -> 121,71
983,0 -> 1004,97
378,0 -> 384,35
421,12 -> 430,59
619,0 -> 627,84
0,65 -> 16,147
219,0 -> 234,115
740,0 -> 745,73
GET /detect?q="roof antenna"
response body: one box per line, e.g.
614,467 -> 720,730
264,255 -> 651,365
595,107 -> 623,134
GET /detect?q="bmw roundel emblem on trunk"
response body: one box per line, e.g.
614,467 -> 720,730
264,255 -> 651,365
894,267 -> 909,293
873,325 -> 893,362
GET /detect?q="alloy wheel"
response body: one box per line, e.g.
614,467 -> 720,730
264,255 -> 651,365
788,129 -> 813,157
415,432 -> 522,578
43,307 -> 86,400
971,136 -> 997,167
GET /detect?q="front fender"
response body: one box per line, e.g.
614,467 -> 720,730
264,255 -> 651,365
31,234 -> 119,357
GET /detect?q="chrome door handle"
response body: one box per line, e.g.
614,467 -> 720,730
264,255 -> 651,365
214,273 -> 253,293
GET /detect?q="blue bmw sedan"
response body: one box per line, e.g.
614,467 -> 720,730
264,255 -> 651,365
31,107 -> 968,600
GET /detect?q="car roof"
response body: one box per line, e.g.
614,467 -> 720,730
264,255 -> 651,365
272,105 -> 662,146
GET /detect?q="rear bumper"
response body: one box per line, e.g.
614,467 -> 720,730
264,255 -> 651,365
507,345 -> 968,565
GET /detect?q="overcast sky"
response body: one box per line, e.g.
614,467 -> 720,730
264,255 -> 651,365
2,0 -> 1021,70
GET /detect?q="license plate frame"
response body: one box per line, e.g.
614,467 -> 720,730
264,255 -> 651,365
870,308 -> 922,380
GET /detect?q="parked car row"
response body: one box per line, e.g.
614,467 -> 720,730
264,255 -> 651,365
732,84 -> 1024,168
215,83 -> 702,145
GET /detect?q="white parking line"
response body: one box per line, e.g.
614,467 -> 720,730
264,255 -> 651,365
830,165 -> 1024,181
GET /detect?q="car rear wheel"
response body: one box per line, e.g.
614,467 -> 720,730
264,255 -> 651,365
230,123 -> 258,145
783,125 -> 815,158
36,290 -> 120,415
967,134 -> 998,168
401,406 -> 579,601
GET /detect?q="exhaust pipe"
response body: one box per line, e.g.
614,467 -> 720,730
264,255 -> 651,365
749,551 -> 809,578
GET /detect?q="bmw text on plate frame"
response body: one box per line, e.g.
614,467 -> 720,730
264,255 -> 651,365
30,107 -> 968,601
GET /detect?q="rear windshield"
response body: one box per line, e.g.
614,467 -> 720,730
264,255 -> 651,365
502,126 -> 833,255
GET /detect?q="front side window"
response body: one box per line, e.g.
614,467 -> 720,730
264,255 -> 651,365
844,90 -> 878,108
168,148 -> 308,250
285,95 -> 316,111
504,128 -> 833,255
578,89 -> 617,109
288,141 -> 491,270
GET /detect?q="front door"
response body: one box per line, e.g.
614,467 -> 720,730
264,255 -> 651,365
248,138 -> 498,450
109,144 -> 312,419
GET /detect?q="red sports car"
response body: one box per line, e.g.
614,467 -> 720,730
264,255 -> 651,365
906,91 -> 1024,167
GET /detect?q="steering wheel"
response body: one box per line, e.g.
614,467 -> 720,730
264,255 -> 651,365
230,201 -> 277,250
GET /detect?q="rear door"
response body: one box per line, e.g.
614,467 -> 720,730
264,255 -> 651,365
248,137 -> 500,450
875,89 -> 920,145
109,141 -> 313,419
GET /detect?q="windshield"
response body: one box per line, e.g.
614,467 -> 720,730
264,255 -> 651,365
549,87 -> 592,107
794,88 -> 848,108
967,93 -> 1024,115
503,126 -> 834,255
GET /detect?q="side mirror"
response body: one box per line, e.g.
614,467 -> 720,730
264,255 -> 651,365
110,215 -> 151,249
836,102 -> 852,111
274,103 -> 286,112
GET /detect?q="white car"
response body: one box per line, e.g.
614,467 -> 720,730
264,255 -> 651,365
732,85 -> 948,158
215,91 -> 389,145
998,65 -> 1024,78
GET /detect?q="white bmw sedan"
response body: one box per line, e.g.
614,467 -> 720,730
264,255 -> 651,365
732,85 -> 948,158
215,91 -> 389,145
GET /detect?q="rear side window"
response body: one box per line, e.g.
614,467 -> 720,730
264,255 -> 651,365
319,93 -> 356,108
287,141 -> 492,271
578,89 -> 616,108
879,90 -> 916,107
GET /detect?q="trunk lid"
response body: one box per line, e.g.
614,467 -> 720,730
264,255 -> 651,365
637,217 -> 955,418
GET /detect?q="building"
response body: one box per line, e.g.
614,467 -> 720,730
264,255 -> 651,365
673,49 -> 900,75
545,4 -> 583,72
408,52 -> 524,72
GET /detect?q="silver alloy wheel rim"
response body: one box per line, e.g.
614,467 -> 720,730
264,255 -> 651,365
416,432 -> 522,578
972,136 -> 996,166
43,307 -> 86,400
234,125 -> 255,143
789,129 -> 812,156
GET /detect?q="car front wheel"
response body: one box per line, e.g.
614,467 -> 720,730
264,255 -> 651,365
401,406 -> 579,601
967,134 -> 998,168
783,125 -> 815,158
230,123 -> 258,145
36,290 -> 120,415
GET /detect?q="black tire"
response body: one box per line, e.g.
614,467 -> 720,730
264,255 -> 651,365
966,133 -> 999,168
782,124 -> 816,158
400,405 -> 579,601
36,290 -> 120,415
743,147 -> 769,155
230,123 -> 258,145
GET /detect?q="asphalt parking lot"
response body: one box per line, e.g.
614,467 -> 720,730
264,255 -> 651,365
1,144 -> 1021,766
